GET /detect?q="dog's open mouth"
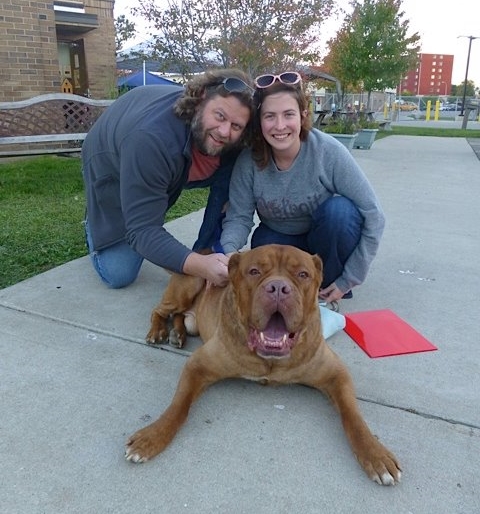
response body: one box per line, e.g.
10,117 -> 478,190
248,312 -> 297,359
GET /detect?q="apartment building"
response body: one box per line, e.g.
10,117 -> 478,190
400,53 -> 454,96
0,0 -> 116,101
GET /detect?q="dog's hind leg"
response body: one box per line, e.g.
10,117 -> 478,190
146,274 -> 205,346
168,313 -> 187,348
146,308 -> 171,345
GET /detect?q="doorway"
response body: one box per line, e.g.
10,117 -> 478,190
57,39 -> 89,96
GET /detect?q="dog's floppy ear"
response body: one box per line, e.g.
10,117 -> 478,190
312,254 -> 323,278
228,253 -> 241,276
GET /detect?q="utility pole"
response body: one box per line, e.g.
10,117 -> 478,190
457,35 -> 479,116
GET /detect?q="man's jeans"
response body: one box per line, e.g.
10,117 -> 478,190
250,196 -> 362,291
84,221 -> 143,289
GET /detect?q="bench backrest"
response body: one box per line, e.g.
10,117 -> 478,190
0,93 -> 115,157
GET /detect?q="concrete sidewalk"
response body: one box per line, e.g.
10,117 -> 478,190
1,136 -> 479,514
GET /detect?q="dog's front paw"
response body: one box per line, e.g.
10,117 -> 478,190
357,441 -> 402,486
125,426 -> 165,463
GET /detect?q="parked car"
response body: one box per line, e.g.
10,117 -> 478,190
400,101 -> 418,111
394,100 -> 418,111
442,104 -> 459,111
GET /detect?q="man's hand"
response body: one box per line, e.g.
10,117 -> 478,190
183,252 -> 230,287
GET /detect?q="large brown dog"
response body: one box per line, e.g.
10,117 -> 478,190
125,245 -> 401,485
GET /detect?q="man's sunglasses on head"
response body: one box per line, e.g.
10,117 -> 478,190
219,77 -> 255,96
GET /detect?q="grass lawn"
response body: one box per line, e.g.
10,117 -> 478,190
1,125 -> 479,289
375,124 -> 480,140
0,156 -> 208,289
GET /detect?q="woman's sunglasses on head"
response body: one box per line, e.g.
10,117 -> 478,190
254,72 -> 302,89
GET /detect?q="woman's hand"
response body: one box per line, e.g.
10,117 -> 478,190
319,283 -> 346,303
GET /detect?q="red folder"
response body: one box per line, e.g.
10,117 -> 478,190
344,309 -> 437,358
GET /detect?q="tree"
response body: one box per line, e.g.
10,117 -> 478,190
452,80 -> 475,98
324,0 -> 420,108
132,0 -> 335,79
115,15 -> 136,53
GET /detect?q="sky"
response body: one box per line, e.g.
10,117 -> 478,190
114,0 -> 480,88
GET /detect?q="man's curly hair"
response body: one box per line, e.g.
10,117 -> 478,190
174,68 -> 254,125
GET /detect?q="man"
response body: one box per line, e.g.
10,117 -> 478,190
82,69 -> 253,288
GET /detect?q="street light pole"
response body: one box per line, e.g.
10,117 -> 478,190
457,35 -> 479,116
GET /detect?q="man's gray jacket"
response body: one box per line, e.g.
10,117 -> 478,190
82,85 -> 238,273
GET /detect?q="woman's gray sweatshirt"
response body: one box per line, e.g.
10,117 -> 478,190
220,129 -> 385,293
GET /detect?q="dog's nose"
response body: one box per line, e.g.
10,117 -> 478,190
264,279 -> 292,300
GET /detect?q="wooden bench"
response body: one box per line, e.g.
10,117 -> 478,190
0,93 -> 114,158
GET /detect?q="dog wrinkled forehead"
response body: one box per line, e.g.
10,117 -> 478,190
230,244 -> 322,278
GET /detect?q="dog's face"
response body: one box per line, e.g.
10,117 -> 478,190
228,245 -> 323,359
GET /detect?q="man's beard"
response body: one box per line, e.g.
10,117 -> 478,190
191,108 -> 238,156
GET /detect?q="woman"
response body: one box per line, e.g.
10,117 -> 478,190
220,72 -> 385,304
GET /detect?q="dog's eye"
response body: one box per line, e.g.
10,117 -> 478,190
298,271 -> 309,279
248,267 -> 261,276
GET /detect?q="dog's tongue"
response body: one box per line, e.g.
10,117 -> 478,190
263,312 -> 288,339
248,312 -> 296,359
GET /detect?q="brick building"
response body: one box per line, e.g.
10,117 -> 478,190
400,53 -> 454,97
0,0 -> 116,101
